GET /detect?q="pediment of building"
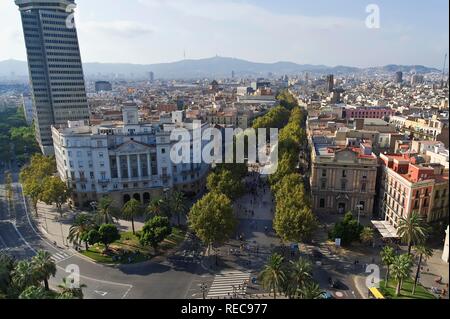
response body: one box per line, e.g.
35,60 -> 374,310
114,140 -> 151,154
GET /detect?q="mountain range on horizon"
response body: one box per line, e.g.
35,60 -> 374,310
0,56 -> 444,80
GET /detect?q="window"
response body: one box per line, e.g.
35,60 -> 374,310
342,170 -> 347,178
341,180 -> 347,191
319,198 -> 325,208
161,148 -> 166,154
322,170 -> 327,177
321,181 -> 326,190
361,183 -> 367,192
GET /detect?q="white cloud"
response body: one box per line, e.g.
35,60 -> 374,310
79,20 -> 154,38
0,0 -> 447,67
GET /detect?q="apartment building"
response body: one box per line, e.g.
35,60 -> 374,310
390,115 -> 449,144
379,154 -> 449,228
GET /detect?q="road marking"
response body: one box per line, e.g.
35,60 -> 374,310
13,183 -> 134,299
207,270 -> 251,298
94,290 -> 108,297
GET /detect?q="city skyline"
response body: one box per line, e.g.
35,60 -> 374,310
1,0 -> 449,68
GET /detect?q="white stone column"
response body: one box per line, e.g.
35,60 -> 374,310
116,155 -> 121,179
127,155 -> 132,179
137,154 -> 142,177
147,153 -> 152,177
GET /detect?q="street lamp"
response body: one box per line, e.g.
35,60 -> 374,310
356,204 -> 364,225
200,283 -> 208,300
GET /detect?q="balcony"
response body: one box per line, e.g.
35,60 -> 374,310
98,179 -> 111,184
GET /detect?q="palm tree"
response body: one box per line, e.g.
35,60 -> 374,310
67,214 -> 95,250
12,260 -> 39,292
397,212 -> 428,255
258,253 -> 286,299
96,196 -> 118,225
171,191 -> 187,226
287,258 -> 313,298
412,245 -> 433,295
31,250 -> 56,291
380,246 -> 395,288
58,277 -> 87,299
390,254 -> 413,296
360,227 -> 374,246
122,199 -> 144,234
19,285 -> 50,299
299,282 -> 324,299
146,198 -> 164,218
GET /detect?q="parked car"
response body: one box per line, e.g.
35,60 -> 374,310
329,278 -> 343,289
321,291 -> 334,299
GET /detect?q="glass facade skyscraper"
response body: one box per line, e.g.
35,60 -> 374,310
15,0 -> 89,155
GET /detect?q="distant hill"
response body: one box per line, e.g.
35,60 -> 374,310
0,57 -> 442,79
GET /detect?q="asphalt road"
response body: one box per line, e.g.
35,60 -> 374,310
0,162 -> 213,299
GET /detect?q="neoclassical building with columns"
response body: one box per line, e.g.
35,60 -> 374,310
52,104 -> 211,208
310,135 -> 378,216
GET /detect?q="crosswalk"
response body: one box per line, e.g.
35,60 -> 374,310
207,270 -> 251,298
51,251 -> 72,263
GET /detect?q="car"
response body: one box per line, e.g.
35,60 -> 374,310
321,291 -> 334,299
329,278 -> 343,289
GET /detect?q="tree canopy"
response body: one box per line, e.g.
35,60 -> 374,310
188,192 -> 236,249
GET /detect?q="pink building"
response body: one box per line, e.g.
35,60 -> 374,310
344,106 -> 395,120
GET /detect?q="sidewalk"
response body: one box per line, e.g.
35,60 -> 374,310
33,201 -> 144,251
417,249 -> 449,299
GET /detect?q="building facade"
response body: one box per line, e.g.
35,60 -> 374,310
343,106 -> 395,120
390,115 -> 448,143
310,136 -> 378,216
52,106 -> 211,208
22,94 -> 34,125
16,0 -> 90,155
379,154 -> 449,228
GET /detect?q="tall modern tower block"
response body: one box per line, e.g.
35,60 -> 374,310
15,0 -> 89,155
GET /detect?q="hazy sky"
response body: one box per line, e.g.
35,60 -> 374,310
1,0 -> 449,67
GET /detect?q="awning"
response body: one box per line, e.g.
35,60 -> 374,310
371,220 -> 399,239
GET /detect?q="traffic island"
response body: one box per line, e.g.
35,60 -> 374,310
379,278 -> 437,299
80,228 -> 186,265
